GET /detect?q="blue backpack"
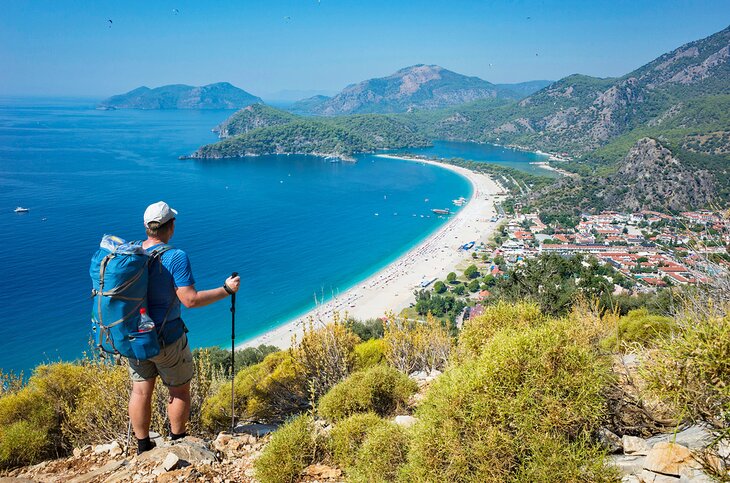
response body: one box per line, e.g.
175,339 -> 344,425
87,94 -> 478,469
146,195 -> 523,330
90,235 -> 172,360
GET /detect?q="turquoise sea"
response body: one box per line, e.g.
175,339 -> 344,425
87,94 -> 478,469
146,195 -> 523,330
0,98 -> 542,374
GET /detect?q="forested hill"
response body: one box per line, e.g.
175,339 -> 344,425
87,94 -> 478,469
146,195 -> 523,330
190,105 -> 429,159
420,25 -> 730,159
98,82 -> 262,110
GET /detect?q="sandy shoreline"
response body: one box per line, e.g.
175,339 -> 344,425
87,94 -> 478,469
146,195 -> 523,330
237,155 -> 504,350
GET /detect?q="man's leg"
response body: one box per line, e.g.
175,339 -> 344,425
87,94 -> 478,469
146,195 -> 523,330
168,382 -> 191,436
129,378 -> 156,439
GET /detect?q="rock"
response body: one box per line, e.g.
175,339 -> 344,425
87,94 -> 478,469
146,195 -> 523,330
0,478 -> 38,482
621,476 -> 641,483
718,439 -> 729,459
394,415 -> 417,428
623,435 -> 651,455
646,425 -> 713,451
638,469 -> 680,482
137,439 -> 216,467
93,442 -> 120,455
73,447 -> 83,458
233,422 -> 278,437
162,453 -> 179,471
108,441 -> 123,458
213,432 -> 232,451
644,442 -> 697,476
68,459 -> 128,483
610,454 -> 646,476
598,428 -> 623,453
679,467 -> 713,483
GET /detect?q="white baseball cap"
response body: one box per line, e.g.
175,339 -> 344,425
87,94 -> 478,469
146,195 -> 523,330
143,201 -> 178,227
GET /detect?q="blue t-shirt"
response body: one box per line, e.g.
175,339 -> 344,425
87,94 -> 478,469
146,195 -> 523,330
145,244 -> 195,345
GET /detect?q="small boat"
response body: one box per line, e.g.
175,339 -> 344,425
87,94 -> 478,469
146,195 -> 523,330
14,207 -> 29,213
431,208 -> 451,215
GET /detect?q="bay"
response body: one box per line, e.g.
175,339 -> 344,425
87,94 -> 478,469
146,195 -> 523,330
0,98 -> 473,374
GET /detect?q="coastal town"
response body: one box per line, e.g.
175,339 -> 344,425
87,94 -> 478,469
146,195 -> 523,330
487,208 -> 729,289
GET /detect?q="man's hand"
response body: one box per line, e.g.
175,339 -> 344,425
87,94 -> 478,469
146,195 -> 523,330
225,274 -> 240,294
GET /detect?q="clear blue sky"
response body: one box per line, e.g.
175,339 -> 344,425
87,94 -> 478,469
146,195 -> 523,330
1,0 -> 728,100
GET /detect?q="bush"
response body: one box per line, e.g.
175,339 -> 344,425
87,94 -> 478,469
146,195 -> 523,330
467,279 -> 480,292
383,314 -> 452,374
353,339 -> 386,370
459,301 -> 543,357
193,344 -> 280,377
404,317 -> 613,481
328,412 -> 387,470
0,421 -> 48,468
291,317 -> 360,400
201,351 -> 305,431
433,281 -> 446,294
452,284 -> 465,295
254,414 -> 317,483
63,362 -> 130,447
348,318 -> 385,341
643,311 -> 730,429
351,422 -> 409,483
0,362 -> 100,468
600,308 -> 675,352
318,365 -> 417,422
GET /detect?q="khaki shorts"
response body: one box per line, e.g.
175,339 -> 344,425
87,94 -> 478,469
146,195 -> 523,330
128,333 -> 194,387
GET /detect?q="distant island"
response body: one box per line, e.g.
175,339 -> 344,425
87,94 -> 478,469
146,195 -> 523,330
98,82 -> 262,110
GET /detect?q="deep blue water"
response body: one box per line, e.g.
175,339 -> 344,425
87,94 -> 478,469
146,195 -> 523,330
407,140 -> 556,177
0,98 -> 476,374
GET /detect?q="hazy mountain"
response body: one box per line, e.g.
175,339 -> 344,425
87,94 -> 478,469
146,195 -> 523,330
495,80 -> 553,98
98,82 -> 262,109
289,95 -> 331,115
303,64 -> 519,116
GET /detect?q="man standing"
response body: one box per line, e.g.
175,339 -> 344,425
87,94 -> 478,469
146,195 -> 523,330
129,201 -> 240,454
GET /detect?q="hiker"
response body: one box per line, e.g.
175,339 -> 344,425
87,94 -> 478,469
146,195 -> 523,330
129,201 -> 240,454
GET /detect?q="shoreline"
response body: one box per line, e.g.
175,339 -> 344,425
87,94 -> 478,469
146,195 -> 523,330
237,154 -> 504,350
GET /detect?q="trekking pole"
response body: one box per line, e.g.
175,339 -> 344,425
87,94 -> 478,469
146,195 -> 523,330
229,271 -> 238,433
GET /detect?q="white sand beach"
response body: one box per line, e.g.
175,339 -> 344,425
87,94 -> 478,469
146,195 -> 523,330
237,155 -> 504,350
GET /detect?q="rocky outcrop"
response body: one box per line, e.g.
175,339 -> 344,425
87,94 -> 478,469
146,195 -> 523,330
601,138 -> 716,212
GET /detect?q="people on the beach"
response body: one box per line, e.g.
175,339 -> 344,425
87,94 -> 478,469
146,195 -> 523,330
129,201 -> 240,454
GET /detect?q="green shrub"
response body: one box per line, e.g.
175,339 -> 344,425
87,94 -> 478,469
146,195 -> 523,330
600,308 -> 675,352
459,300 -> 543,357
383,315 -> 452,374
643,312 -> 730,430
351,422 -> 409,483
348,318 -> 385,341
254,414 -> 316,483
292,318 -> 360,400
201,351 -> 305,431
63,363 -> 131,447
318,365 -> 417,422
193,344 -> 280,377
0,421 -> 48,468
513,434 -> 618,483
353,339 -> 386,370
0,362 -> 100,468
327,412 -> 387,470
405,318 -> 613,481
